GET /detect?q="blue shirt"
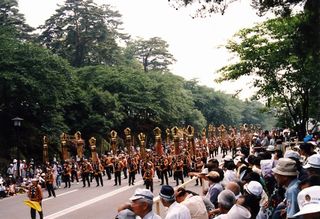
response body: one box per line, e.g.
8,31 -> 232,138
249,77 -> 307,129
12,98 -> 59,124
285,178 -> 300,218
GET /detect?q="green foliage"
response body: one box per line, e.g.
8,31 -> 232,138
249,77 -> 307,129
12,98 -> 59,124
38,0 -> 126,67
0,0 -> 277,168
0,0 -> 34,39
0,31 -> 73,162
218,14 -> 320,138
125,37 -> 176,72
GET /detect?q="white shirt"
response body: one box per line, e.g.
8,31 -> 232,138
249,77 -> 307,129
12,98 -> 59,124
181,194 -> 208,219
165,201 -> 191,219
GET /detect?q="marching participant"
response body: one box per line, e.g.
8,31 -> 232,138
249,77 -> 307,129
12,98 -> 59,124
45,167 -> 55,198
127,157 -> 137,186
143,161 -> 154,192
113,157 -> 123,186
27,178 -> 43,219
81,159 -> 92,187
93,160 -> 104,187
174,157 -> 184,186
62,162 -> 71,188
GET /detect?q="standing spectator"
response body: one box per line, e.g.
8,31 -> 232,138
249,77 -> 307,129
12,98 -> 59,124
116,188 -> 161,219
272,158 -> 300,218
175,187 -> 208,219
293,186 -> 320,218
0,178 -> 7,198
159,185 -> 191,219
205,171 -> 223,207
7,164 -> 14,178
55,162 -> 62,189
210,190 -> 236,218
303,154 -> 320,177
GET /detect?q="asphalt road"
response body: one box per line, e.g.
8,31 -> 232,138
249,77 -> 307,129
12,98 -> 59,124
0,152 -> 227,219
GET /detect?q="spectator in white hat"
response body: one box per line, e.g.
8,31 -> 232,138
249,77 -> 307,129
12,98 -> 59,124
272,158 -> 300,218
293,186 -> 320,219
116,188 -> 161,219
303,154 -> 320,177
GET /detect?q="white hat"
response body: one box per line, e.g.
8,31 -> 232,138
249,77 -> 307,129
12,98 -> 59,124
303,154 -> 320,169
13,159 -> 17,163
284,150 -> 301,161
293,186 -> 320,217
244,181 -> 263,197
266,145 -> 275,152
220,204 -> 251,219
129,188 -> 154,202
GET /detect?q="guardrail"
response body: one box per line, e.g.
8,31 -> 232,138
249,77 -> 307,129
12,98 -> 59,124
153,176 -> 200,217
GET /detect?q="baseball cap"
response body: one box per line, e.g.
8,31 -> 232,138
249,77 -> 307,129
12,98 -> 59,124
129,188 -> 154,202
159,185 -> 175,201
303,154 -> 320,169
244,181 -> 263,197
293,186 -> 320,217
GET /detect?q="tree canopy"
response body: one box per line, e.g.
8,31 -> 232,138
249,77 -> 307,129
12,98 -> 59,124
38,0 -> 126,67
0,0 -> 274,169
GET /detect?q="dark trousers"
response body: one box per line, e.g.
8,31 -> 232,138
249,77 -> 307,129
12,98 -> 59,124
128,172 -> 135,185
82,172 -> 90,187
175,171 -> 184,186
64,175 -> 71,188
123,168 -> 127,179
105,166 -> 112,180
46,182 -> 56,197
195,177 -> 202,186
161,170 -> 168,185
214,148 -> 218,156
114,171 -> 121,185
145,179 -> 153,192
30,202 -> 43,219
95,173 -> 103,186
71,170 -> 78,182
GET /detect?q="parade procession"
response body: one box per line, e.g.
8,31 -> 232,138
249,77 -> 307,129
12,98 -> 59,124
1,123 -> 320,219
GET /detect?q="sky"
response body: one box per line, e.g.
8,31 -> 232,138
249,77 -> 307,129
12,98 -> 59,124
18,0 -> 269,100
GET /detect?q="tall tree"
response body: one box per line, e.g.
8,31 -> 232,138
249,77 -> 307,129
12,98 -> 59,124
0,31 -> 74,162
125,37 -> 176,72
38,0 -> 126,67
218,15 -> 320,138
0,0 -> 34,39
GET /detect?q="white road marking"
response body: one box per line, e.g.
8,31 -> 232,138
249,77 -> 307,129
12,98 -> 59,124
43,189 -> 78,202
44,180 -> 143,219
